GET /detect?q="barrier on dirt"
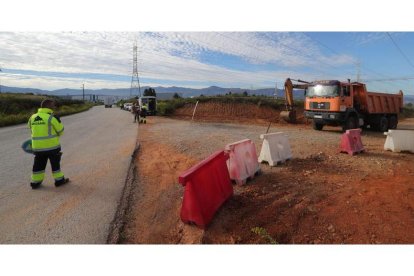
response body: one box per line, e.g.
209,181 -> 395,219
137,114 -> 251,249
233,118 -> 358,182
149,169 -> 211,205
384,129 -> 414,153
224,139 -> 260,185
258,132 -> 292,166
178,150 -> 233,229
339,128 -> 365,155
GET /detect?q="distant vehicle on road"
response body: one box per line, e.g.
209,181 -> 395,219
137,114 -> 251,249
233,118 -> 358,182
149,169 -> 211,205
139,96 -> 157,115
104,96 -> 114,108
123,102 -> 133,111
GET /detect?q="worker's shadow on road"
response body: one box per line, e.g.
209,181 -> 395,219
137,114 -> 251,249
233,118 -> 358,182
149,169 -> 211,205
33,182 -> 82,194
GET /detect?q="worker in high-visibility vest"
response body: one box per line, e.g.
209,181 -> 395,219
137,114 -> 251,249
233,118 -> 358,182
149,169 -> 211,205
28,99 -> 69,189
140,104 -> 147,124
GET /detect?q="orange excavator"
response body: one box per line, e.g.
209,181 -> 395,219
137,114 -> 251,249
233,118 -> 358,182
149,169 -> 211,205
280,78 -> 309,123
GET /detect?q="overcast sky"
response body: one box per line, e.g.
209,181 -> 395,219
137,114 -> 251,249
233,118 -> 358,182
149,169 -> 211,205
1,32 -> 414,94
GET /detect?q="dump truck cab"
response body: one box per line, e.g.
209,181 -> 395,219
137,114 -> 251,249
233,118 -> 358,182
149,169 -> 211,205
304,80 -> 355,130
303,80 -> 403,132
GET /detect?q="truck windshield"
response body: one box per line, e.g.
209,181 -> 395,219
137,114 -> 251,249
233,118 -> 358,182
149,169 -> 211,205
306,84 -> 339,97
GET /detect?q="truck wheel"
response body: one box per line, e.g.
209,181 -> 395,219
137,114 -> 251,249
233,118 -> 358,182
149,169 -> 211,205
343,116 -> 357,132
388,115 -> 398,129
313,121 -> 324,131
379,116 -> 389,132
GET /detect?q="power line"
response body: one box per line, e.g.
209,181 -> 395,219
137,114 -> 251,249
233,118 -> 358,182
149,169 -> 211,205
362,77 -> 414,82
217,32 -> 351,80
263,32 -> 358,75
303,32 -> 379,77
0,67 -> 2,93
386,32 -> 414,69
208,33 -> 413,92
303,32 -> 410,90
127,33 -> 413,94
137,32 -> 412,91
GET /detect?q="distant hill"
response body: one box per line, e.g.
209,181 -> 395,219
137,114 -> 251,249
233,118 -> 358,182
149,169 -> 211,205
0,85 -> 283,98
1,85 -> 413,103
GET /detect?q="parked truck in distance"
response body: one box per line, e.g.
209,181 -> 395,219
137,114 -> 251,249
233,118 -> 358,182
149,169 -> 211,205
104,96 -> 114,108
139,96 -> 157,115
286,79 -> 404,132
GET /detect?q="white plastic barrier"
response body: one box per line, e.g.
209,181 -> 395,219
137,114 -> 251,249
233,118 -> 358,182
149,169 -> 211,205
258,132 -> 292,166
384,129 -> 414,153
224,139 -> 260,185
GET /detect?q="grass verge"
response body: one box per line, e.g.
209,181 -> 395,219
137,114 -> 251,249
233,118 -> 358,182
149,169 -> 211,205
0,93 -> 94,127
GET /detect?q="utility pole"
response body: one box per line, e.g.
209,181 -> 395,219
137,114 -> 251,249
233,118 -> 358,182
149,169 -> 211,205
0,67 -> 2,93
356,61 -> 361,82
275,82 -> 278,98
82,83 -> 85,101
130,40 -> 141,97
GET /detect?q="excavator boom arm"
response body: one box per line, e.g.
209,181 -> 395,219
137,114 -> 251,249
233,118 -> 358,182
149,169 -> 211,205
284,78 -> 308,110
280,78 -> 309,123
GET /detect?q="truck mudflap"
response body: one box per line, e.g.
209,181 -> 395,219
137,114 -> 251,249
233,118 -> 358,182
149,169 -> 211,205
304,111 -> 346,123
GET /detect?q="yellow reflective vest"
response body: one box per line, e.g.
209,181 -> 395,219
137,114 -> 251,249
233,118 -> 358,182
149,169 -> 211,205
28,108 -> 64,152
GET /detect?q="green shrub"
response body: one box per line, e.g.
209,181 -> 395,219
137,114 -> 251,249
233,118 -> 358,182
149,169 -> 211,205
251,227 -> 278,244
401,104 -> 414,118
157,98 -> 188,116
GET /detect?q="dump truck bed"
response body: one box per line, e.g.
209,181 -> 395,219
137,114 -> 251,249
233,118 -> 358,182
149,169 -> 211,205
365,91 -> 403,114
353,83 -> 403,114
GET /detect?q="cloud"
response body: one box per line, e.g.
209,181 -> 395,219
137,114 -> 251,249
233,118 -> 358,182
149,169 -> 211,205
1,67 -> 351,91
142,32 -> 356,68
0,32 -> 358,89
1,72 -> 127,90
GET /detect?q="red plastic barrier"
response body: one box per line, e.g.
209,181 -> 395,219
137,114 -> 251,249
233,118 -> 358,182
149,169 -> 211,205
340,128 -> 365,155
225,139 -> 259,185
178,150 -> 233,229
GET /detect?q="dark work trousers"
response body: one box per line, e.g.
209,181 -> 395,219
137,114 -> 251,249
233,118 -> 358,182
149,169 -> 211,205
134,112 -> 139,122
32,148 -> 63,184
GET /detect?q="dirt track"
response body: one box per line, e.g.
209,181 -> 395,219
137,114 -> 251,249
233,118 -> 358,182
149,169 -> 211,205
122,108 -> 414,244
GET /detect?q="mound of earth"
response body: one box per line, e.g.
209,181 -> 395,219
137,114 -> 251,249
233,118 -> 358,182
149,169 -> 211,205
173,101 -> 308,125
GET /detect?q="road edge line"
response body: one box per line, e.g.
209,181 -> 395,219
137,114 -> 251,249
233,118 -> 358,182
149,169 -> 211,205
106,141 -> 140,244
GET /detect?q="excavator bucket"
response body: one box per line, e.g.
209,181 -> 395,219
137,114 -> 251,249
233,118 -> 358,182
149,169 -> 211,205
280,110 -> 296,123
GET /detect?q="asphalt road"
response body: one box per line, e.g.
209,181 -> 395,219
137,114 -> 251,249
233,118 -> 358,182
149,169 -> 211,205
0,106 -> 137,243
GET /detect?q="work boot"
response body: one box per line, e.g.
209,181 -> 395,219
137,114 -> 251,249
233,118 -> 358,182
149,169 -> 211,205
30,182 -> 42,189
55,178 -> 70,187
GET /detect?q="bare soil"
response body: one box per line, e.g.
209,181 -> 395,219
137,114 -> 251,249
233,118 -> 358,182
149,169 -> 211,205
122,103 -> 414,244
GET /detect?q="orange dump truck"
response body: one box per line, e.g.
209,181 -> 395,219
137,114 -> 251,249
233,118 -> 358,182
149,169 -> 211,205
302,80 -> 404,132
